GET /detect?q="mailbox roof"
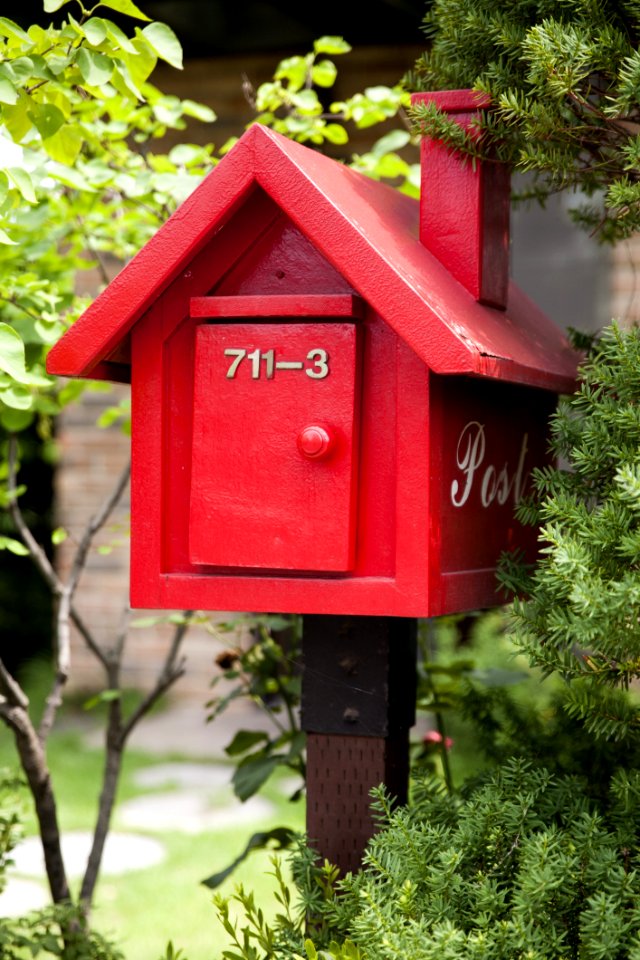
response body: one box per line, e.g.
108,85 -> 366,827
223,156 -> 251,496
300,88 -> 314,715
47,123 -> 577,392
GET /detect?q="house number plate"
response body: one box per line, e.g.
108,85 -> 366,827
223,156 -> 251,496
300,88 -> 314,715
224,347 -> 329,380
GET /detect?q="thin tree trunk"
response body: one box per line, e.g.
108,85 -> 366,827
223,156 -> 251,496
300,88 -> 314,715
1,699 -> 70,904
79,711 -> 123,911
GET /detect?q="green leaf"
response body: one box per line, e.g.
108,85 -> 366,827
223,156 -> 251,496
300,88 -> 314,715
100,18 -> 138,54
0,535 -> 29,556
0,325 -> 31,383
0,77 -> 17,106
111,65 -> 139,99
43,123 -> 82,164
115,37 -> 158,93
168,143 -> 203,166
153,103 -> 182,128
93,0 -> 151,21
130,615 -> 165,627
201,827 -> 296,889
45,161 -> 96,192
0,407 -> 33,432
290,89 -> 322,115
287,730 -> 306,760
29,103 -> 65,140
232,754 -> 281,801
0,18 -> 31,43
0,227 -> 17,246
225,729 -> 270,757
372,129 -> 412,155
9,58 -> 36,83
6,168 -> 36,204
43,0 -> 72,11
83,18 -> 108,46
181,99 -> 216,122
311,59 -> 338,88
275,55 -> 308,91
141,22 -> 183,70
4,95 -> 32,143
323,122 -> 349,145
0,382 -> 33,410
51,527 -> 67,545
373,153 -> 409,178
76,48 -> 114,86
83,689 -> 122,711
314,36 -> 351,55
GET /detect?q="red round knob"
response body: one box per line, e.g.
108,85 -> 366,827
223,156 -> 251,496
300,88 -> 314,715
297,425 -> 333,460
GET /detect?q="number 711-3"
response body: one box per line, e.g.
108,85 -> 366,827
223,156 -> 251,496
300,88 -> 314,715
223,348 -> 329,380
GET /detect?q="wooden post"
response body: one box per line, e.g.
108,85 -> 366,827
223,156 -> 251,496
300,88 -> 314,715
301,615 -> 417,874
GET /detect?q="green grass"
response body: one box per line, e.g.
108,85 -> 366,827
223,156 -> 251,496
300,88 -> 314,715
1,698 -> 304,960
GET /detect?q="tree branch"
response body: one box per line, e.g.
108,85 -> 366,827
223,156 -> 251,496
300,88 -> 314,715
0,659 -> 71,905
8,436 -> 59,593
120,612 -> 193,743
6,446 -> 110,671
39,459 -> 131,743
79,611 -> 193,910
66,458 -> 131,601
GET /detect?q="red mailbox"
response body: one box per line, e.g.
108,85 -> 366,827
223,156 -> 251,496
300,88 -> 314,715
47,91 -> 577,619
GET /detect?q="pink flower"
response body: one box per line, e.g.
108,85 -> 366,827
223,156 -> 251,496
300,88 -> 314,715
422,730 -> 454,751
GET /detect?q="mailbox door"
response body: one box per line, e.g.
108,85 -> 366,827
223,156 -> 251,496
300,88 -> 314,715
189,321 -> 360,572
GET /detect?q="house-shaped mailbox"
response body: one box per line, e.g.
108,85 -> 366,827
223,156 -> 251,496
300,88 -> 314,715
47,91 -> 577,619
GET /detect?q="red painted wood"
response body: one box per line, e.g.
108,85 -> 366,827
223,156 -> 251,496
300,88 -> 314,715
427,374 -> 555,615
47,120 -> 577,392
50,99 -> 581,620
189,321 -> 360,571
411,90 -> 510,308
189,293 -> 363,318
125,197 -> 561,618
130,189 -> 283,598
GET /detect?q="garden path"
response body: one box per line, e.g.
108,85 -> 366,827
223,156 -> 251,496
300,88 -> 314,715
0,696 -> 281,918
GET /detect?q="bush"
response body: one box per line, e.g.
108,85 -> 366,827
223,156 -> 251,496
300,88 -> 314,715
335,762 -> 640,959
211,755 -> 640,959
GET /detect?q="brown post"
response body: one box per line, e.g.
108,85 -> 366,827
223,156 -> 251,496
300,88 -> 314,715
301,615 -> 417,874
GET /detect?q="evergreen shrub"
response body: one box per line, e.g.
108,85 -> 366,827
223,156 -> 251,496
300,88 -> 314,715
501,323 -> 640,741
332,761 -> 640,960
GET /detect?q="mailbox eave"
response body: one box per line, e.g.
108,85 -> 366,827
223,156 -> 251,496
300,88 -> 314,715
47,123 -> 578,393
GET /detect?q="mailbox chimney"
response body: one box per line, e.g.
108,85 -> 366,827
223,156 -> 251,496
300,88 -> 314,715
411,90 -> 510,309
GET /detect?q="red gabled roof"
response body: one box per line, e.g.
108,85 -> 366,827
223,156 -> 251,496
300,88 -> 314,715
47,123 -> 577,392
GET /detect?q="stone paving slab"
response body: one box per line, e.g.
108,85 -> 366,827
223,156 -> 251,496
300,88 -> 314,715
0,878 -> 49,918
133,761 -> 231,789
119,789 -> 273,833
11,831 -> 166,879
0,758 -> 277,920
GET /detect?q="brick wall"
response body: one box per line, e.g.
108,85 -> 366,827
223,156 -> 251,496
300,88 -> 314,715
611,236 -> 640,328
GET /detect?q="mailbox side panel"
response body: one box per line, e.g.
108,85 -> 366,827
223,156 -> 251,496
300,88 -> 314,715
427,373 -> 556,615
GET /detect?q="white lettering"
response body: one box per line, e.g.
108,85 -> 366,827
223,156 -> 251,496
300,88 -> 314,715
514,433 -> 529,503
481,464 -> 497,507
450,421 -> 485,507
450,422 -> 530,509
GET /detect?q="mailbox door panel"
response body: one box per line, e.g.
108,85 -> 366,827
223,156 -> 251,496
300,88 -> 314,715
189,322 -> 360,571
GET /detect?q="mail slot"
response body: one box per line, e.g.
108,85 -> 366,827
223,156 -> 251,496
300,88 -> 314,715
189,321 -> 360,572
